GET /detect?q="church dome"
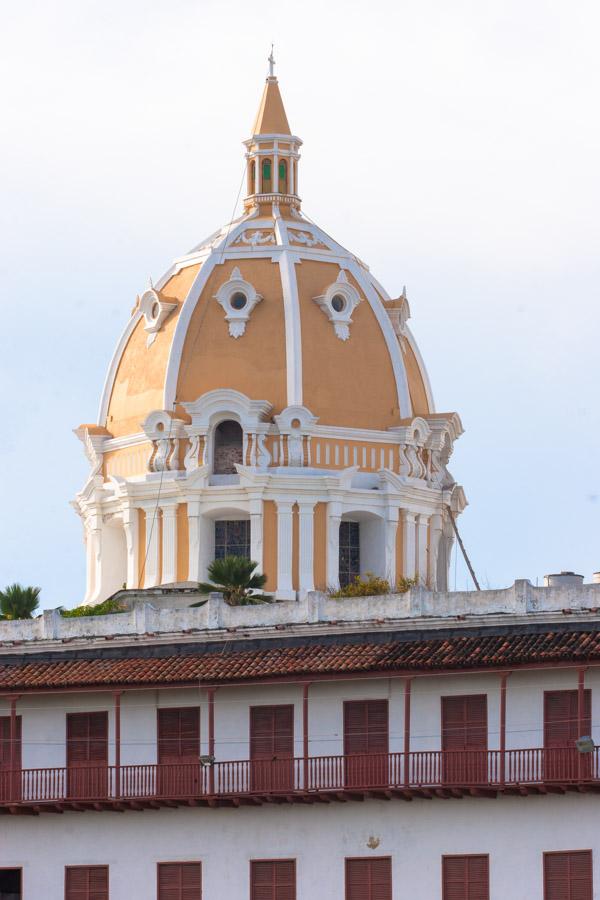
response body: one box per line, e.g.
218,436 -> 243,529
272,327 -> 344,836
75,58 -> 465,607
100,70 -> 433,439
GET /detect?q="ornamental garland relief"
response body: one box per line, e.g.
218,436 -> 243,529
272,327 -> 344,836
214,267 -> 263,338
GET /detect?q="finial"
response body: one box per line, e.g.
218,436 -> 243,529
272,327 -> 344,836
268,44 -> 275,78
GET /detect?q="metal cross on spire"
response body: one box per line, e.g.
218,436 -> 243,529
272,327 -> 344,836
268,44 -> 275,78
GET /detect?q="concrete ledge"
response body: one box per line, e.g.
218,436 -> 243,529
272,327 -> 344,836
0,581 -> 599,645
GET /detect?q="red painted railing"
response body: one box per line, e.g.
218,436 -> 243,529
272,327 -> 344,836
0,748 -> 597,806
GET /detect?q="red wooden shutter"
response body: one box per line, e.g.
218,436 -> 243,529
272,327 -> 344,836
344,701 -> 389,756
544,691 -> 591,747
250,706 -> 294,791
0,716 -> 22,770
345,857 -> 392,900
545,851 -> 593,900
251,860 -> 295,900
442,696 -> 487,785
66,712 -> 108,799
158,709 -> 200,762
158,863 -> 202,900
67,712 -> 108,765
65,865 -> 109,900
442,855 -> 489,900
250,706 -> 294,759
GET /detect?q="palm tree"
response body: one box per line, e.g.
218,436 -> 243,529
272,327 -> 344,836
0,583 -> 41,620
192,557 -> 270,606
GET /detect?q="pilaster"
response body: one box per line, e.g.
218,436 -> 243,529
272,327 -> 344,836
384,508 -> 399,587
298,501 -> 316,595
326,501 -> 342,591
416,514 -> 430,584
161,502 -> 178,585
122,507 -> 139,590
401,510 -> 417,580
276,500 -> 295,600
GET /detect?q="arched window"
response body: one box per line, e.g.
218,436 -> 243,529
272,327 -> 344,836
248,160 -> 256,195
278,159 -> 288,194
262,158 -> 272,192
213,420 -> 243,474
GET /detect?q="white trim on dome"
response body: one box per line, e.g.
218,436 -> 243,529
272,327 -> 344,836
98,309 -> 143,426
275,213 -> 303,405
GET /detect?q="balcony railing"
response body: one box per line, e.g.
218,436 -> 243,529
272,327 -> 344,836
0,748 -> 598,810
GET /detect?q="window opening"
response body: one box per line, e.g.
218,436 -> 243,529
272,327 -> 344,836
339,521 -> 360,586
213,420 -> 243,474
214,520 -> 250,559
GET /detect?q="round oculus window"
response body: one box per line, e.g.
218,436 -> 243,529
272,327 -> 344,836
231,292 -> 248,311
331,294 -> 346,313
151,301 -> 160,319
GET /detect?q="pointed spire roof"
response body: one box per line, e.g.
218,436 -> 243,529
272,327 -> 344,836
251,50 -> 291,135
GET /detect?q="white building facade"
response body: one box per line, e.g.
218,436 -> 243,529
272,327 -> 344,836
0,581 -> 599,899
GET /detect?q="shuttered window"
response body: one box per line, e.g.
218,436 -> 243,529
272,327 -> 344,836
442,695 -> 487,784
344,701 -> 389,755
442,696 -> 487,752
158,863 -> 202,900
67,712 -> 108,766
544,691 -> 591,747
250,860 -> 295,900
158,709 -> 200,762
345,857 -> 392,900
65,865 -> 108,900
544,851 -> 593,900
66,712 -> 108,799
442,855 -> 489,900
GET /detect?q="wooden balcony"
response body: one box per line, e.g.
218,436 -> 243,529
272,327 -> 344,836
0,748 -> 598,815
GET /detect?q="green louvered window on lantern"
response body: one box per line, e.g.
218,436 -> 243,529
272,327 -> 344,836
262,159 -> 272,190
279,160 -> 287,193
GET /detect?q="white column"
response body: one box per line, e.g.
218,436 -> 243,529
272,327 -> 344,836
84,515 -> 101,603
276,500 -> 294,600
401,510 -> 417,580
298,501 -> 316,596
428,513 -> 443,590
187,501 -> 201,583
384,508 -> 399,587
122,507 -> 139,589
326,502 -> 342,591
161,503 -> 178,585
250,498 -> 264,573
143,506 -> 160,588
289,152 -> 295,195
416,514 -> 430,584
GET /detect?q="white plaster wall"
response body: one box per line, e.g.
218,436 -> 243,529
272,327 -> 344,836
1,795 -> 599,898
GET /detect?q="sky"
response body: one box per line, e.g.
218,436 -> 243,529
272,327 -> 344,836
0,0 -> 599,609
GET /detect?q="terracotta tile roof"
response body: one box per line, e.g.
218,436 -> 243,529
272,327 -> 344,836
0,625 -> 598,691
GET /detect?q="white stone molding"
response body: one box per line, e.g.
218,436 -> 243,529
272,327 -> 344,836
233,229 -> 276,246
313,269 -> 361,341
416,513 -> 430,584
160,502 -> 178,584
213,266 -> 263,338
384,508 -> 399,586
401,510 -> 417,580
142,411 -> 187,473
428,513 -> 443,590
139,288 -> 177,348
273,405 -> 318,468
74,426 -> 106,480
298,501 -> 316,595
276,500 -> 295,600
326,502 -> 342,591
121,507 -> 139,589
385,289 -> 411,338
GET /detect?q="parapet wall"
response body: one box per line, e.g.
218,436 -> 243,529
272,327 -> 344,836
1,580 -> 599,646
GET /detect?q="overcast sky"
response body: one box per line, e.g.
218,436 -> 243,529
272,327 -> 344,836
1,0 -> 599,609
